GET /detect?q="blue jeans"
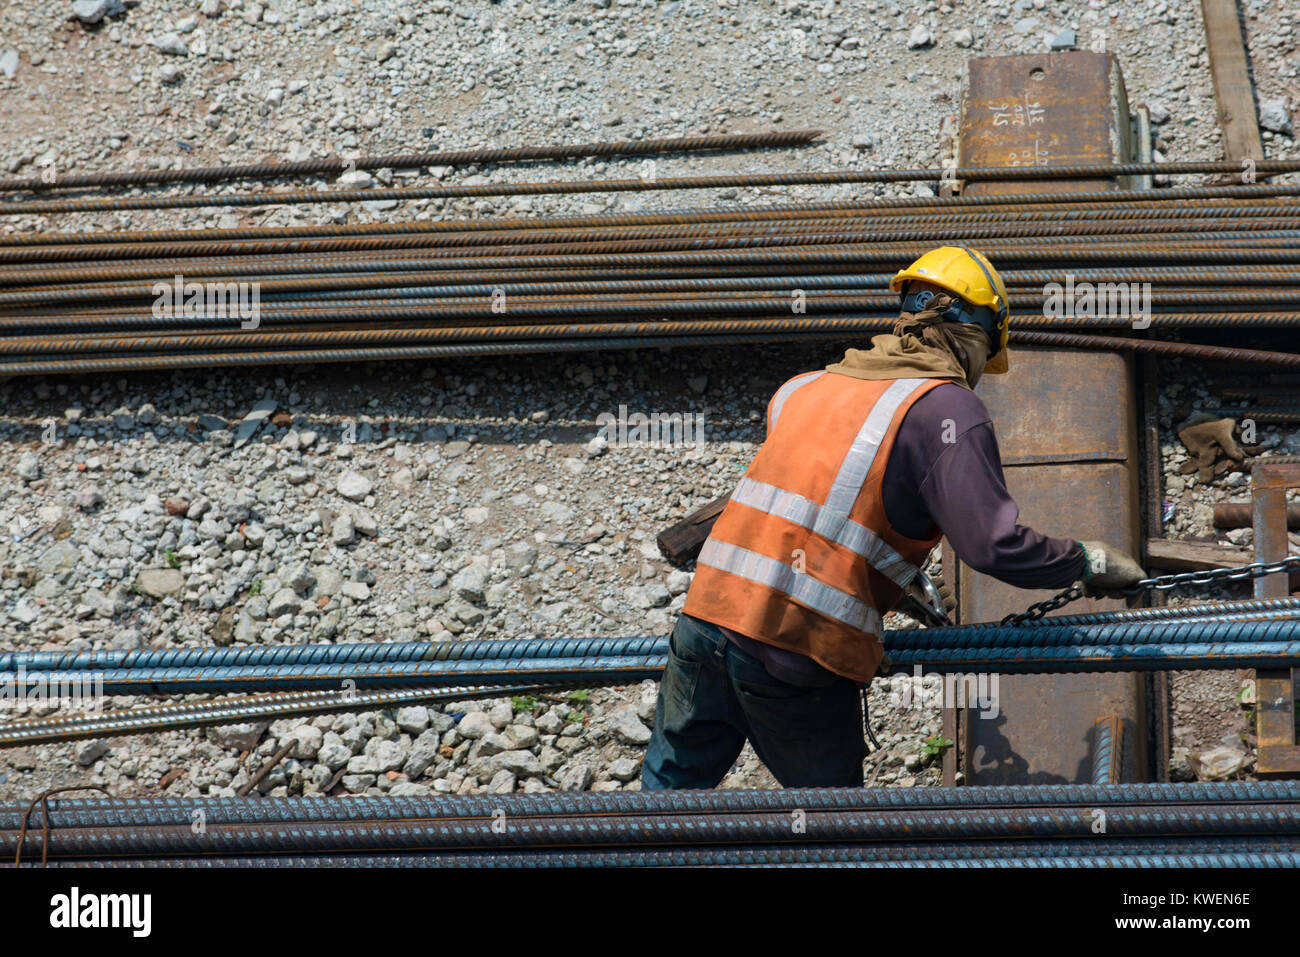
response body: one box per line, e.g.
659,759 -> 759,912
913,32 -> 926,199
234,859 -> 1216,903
642,613 -> 867,789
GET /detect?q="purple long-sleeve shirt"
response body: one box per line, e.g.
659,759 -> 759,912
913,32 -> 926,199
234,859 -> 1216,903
720,380 -> 1086,684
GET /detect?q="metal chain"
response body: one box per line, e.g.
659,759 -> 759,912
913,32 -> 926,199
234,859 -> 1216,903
1000,584 -> 1085,626
1133,555 -> 1300,593
999,555 -> 1300,626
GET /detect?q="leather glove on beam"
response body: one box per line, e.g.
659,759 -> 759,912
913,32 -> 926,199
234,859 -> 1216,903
1176,414 -> 1246,483
1078,540 -> 1147,598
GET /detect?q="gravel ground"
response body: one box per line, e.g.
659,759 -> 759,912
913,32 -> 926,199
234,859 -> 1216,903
0,0 -> 1297,801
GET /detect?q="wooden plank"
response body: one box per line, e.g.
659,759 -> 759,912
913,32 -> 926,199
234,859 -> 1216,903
942,704 -> 958,787
656,494 -> 727,565
1201,0 -> 1264,164
1144,538 -> 1253,572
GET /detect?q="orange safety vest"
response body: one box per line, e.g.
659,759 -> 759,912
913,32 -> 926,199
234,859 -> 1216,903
683,372 -> 946,683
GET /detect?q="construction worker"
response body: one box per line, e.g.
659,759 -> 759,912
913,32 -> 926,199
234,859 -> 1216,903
643,246 -> 1146,790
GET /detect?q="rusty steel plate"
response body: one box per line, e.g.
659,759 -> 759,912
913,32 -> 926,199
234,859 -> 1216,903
960,350 -> 1146,785
1253,463 -> 1300,600
960,461 -> 1138,623
979,347 -> 1132,464
965,675 -> 1147,786
1252,464 -> 1300,778
960,51 -> 1134,195
955,53 -> 1148,785
965,346 -> 1140,619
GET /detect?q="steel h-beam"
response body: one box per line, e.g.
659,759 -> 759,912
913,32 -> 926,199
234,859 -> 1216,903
952,51 -> 1148,785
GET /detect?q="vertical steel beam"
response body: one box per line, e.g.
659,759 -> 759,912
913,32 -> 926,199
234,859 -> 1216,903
954,52 -> 1148,785
1142,354 -> 1171,782
1251,464 -> 1300,600
1252,463 -> 1300,777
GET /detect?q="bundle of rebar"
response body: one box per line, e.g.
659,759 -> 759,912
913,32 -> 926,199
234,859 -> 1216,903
5,783 -> 1298,868
3,604 -> 1297,747
3,617 -> 1299,697
2,134 -> 1300,376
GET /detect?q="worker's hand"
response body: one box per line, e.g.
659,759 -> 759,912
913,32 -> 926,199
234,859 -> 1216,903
1077,540 -> 1147,598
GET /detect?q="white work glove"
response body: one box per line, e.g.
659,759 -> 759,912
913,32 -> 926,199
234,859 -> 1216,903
1077,540 -> 1147,599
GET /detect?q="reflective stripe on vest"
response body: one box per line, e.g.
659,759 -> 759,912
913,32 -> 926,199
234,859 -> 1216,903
824,377 -> 927,515
698,538 -> 882,635
729,476 -> 917,588
768,370 -> 825,430
730,375 -> 930,593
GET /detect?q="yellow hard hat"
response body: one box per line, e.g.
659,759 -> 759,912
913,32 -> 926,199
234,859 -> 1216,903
889,245 -> 1011,374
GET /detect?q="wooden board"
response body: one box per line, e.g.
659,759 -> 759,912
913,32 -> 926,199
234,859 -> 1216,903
1201,0 -> 1265,164
656,494 -> 728,565
1144,538 -> 1253,572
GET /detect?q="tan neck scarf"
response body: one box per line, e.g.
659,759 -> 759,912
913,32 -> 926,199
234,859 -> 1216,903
826,293 -> 990,390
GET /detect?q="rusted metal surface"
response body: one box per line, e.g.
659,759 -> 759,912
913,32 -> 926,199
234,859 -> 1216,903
960,52 -> 1132,196
1217,502 -> 1300,530
1142,354 -> 1171,783
960,350 -> 1140,627
1008,331 -> 1300,369
1093,715 -> 1125,784
235,739 -> 299,797
956,52 -> 1150,785
0,129 -> 825,193
1252,464 -> 1300,600
1251,464 -> 1300,778
7,175 -> 1300,217
957,354 -> 1148,786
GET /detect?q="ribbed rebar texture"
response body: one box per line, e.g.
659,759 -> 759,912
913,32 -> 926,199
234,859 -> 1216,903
5,174 -> 1300,215
0,129 -> 824,192
881,614 -> 1300,650
5,805 -> 1298,856
3,792 -> 1297,865
0,161 -> 1298,375
0,633 -> 669,672
7,784 -> 1297,866
7,615 -> 1297,674
994,597 -> 1300,628
1092,716 -> 1124,785
4,781 -> 1295,831
4,618 -> 1298,705
30,858 -> 1289,868
0,683 -> 585,747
